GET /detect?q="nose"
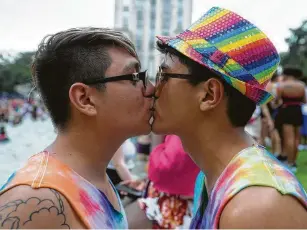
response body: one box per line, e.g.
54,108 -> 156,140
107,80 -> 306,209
143,80 -> 155,98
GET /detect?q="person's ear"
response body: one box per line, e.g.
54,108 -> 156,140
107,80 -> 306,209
198,78 -> 224,111
69,83 -> 97,116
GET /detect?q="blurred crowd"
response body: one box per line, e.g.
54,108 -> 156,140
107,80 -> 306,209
0,94 -> 47,142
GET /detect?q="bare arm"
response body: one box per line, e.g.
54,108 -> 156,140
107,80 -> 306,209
261,104 -> 272,121
219,187 -> 307,229
270,98 -> 283,109
303,83 -> 307,104
274,82 -> 283,99
261,104 -> 274,131
0,185 -> 85,229
270,83 -> 283,109
111,145 -> 134,181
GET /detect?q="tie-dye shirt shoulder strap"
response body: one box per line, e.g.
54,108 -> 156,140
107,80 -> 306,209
191,146 -> 307,229
0,151 -> 127,229
193,171 -> 206,215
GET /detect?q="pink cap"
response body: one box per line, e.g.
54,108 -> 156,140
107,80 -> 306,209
148,135 -> 200,197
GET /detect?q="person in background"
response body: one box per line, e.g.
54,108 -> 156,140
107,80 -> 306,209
275,67 -> 306,172
124,135 -> 200,229
0,103 -> 8,124
260,103 -> 281,155
0,27 -> 154,229
259,73 -> 282,156
0,101 -> 10,142
107,139 -> 136,186
152,7 -> 307,229
301,79 -> 307,146
244,106 -> 262,142
136,134 -> 152,160
31,105 -> 38,121
0,126 -> 9,143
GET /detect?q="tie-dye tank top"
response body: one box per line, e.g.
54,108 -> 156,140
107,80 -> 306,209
190,145 -> 307,229
0,151 -> 127,229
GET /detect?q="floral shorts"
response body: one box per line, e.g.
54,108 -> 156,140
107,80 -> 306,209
140,181 -> 193,229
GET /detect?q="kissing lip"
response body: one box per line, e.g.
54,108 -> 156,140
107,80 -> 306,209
144,93 -> 155,99
149,100 -> 156,128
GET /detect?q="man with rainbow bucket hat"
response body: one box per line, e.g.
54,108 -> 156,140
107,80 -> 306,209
152,7 -> 307,228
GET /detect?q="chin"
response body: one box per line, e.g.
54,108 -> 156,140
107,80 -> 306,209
142,124 -> 152,135
133,123 -> 152,136
151,121 -> 173,135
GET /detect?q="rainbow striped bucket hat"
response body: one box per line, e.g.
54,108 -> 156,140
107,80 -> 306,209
157,7 -> 280,105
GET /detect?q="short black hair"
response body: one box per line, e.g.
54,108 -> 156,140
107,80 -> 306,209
32,27 -> 139,130
283,67 -> 303,79
157,41 -> 256,127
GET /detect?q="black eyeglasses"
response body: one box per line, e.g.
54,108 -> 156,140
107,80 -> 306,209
83,71 -> 148,89
155,67 -> 192,97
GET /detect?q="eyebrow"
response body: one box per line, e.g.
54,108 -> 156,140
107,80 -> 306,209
123,61 -> 141,73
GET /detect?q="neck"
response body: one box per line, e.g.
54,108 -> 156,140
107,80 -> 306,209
47,124 -> 126,187
179,121 -> 254,193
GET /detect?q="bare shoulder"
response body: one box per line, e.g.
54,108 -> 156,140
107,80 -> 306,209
219,186 -> 307,229
0,185 -> 85,229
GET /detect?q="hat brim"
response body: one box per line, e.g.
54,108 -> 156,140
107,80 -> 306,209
156,35 -> 273,105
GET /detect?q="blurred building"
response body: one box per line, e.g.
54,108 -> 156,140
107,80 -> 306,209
114,0 -> 192,79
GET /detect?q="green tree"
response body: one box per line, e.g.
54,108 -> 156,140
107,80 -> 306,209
281,20 -> 307,75
0,52 -> 34,92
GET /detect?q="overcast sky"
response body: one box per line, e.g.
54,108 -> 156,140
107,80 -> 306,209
0,0 -> 306,53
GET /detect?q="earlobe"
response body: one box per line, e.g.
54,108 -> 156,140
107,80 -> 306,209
200,102 -> 207,111
69,83 -> 97,116
200,98 -> 214,111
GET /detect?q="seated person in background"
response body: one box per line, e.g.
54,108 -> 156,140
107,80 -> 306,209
107,139 -> 136,185
123,135 -> 200,229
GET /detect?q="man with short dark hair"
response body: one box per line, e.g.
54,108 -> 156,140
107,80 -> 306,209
0,27 -> 154,229
152,7 -> 307,228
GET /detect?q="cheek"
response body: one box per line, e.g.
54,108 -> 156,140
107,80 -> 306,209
130,88 -> 146,110
159,84 -> 180,117
167,84 -> 197,121
116,88 -> 146,117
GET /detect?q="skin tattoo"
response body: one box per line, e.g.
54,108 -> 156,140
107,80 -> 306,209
0,189 -> 70,229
